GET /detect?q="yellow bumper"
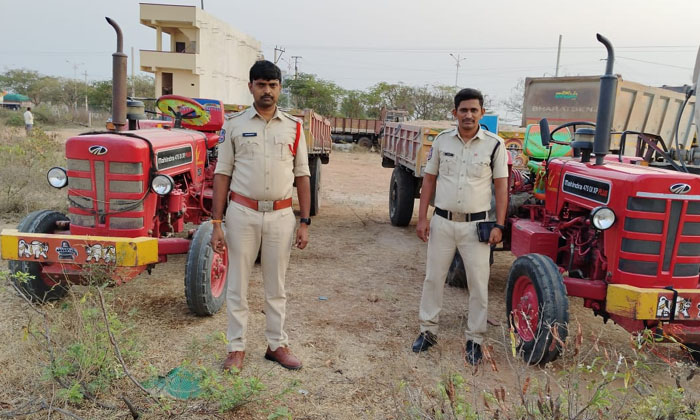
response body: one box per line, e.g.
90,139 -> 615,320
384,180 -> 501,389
0,229 -> 158,267
606,284 -> 700,321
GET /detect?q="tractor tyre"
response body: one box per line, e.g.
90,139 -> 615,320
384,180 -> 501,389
185,221 -> 228,316
446,248 -> 494,289
446,251 -> 467,288
309,156 -> 322,217
357,137 -> 373,149
687,344 -> 700,364
506,253 -> 569,365
9,210 -> 70,302
389,167 -> 416,227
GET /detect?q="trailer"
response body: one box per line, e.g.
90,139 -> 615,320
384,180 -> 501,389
293,109 -> 332,216
330,108 -> 408,148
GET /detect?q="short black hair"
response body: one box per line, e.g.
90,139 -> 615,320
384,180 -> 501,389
249,60 -> 282,82
454,88 -> 484,109
26,107 -> 31,111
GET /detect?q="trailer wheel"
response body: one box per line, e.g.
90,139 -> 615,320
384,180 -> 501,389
446,248 -> 494,288
506,254 -> 569,365
357,137 -> 372,149
9,210 -> 70,302
185,221 -> 228,316
389,167 -> 416,226
309,156 -> 322,216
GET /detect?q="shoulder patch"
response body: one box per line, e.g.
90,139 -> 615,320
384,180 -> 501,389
224,110 -> 246,120
281,112 -> 301,124
435,128 -> 456,140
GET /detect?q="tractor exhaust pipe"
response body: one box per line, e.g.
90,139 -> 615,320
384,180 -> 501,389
106,17 -> 127,131
593,33 -> 617,165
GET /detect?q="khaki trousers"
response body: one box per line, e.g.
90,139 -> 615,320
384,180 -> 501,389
224,200 -> 296,352
418,214 -> 491,344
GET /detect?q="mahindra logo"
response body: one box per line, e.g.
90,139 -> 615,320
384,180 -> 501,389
670,183 -> 691,194
89,145 -> 108,155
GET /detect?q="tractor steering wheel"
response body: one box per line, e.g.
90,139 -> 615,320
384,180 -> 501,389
548,121 -> 596,146
155,95 -> 210,128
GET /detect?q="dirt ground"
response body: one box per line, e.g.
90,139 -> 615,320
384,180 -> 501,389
0,149 -> 697,419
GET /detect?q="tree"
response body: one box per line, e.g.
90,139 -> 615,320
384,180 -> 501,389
365,82 -> 415,118
284,73 -> 342,117
340,90 -> 367,118
501,78 -> 525,121
88,80 -> 113,111
412,85 -> 455,120
0,69 -> 42,94
131,74 -> 156,99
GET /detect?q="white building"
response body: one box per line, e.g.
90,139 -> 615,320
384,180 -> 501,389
140,3 -> 262,105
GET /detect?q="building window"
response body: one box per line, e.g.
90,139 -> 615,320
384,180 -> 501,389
162,72 -> 173,95
175,42 -> 186,53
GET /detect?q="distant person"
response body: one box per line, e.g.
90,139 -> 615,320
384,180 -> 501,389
412,88 -> 508,365
24,107 -> 34,135
210,60 -> 311,372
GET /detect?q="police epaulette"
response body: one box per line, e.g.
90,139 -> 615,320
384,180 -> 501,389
281,112 -> 301,123
225,110 -> 246,120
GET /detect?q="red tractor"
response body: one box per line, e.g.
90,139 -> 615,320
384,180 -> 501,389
1,18 -> 229,316
458,34 -> 700,364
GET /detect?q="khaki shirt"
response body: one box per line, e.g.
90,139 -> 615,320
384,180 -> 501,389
424,127 -> 508,213
214,106 -> 311,201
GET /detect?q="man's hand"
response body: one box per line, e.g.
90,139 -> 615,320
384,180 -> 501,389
488,227 -> 503,245
295,224 -> 309,249
210,225 -> 226,254
416,218 -> 430,242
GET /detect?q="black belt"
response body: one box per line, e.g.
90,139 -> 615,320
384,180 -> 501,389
434,208 -> 486,222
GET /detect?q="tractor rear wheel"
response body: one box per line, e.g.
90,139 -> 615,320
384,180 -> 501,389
389,167 -> 416,227
446,249 -> 494,289
506,253 -> 569,365
309,156 -> 322,216
9,210 -> 70,302
185,221 -> 228,316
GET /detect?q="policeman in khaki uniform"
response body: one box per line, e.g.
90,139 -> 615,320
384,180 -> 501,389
412,88 -> 508,365
210,60 -> 311,372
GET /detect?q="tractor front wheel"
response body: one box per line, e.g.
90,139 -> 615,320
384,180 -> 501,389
185,221 -> 228,316
9,210 -> 70,302
506,253 -> 569,365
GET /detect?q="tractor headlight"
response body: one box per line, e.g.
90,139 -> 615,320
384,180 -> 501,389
591,206 -> 615,230
151,174 -> 174,195
47,167 -> 68,188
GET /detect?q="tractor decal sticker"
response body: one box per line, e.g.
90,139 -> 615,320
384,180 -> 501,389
85,244 -> 116,263
156,145 -> 193,170
656,296 -> 696,319
55,240 -> 79,260
562,173 -> 610,204
218,128 -> 226,143
18,239 -> 49,260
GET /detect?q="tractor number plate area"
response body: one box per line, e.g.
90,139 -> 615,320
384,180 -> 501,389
606,284 -> 700,321
0,229 -> 158,267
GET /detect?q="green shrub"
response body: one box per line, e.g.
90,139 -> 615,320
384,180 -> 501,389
5,112 -> 24,127
33,105 -> 59,125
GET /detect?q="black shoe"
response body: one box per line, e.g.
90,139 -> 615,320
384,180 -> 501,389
412,331 -> 437,353
465,340 -> 482,365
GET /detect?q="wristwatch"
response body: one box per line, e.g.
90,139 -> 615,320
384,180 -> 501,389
493,223 -> 506,231
299,217 -> 311,226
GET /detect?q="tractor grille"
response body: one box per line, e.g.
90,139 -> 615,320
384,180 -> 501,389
620,197 -> 700,277
68,157 -> 146,230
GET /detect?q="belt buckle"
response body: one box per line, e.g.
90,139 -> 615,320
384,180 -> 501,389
258,200 -> 274,212
453,212 -> 467,222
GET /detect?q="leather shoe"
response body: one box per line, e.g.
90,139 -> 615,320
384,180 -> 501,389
223,351 -> 245,372
265,346 -> 302,370
412,331 -> 437,353
465,340 -> 482,365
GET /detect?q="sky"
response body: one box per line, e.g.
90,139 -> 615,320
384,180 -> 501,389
1,0 -> 699,121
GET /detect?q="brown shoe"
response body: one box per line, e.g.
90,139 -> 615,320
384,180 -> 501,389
223,351 -> 245,372
264,346 -> 302,370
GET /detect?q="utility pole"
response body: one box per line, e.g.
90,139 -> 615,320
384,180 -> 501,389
291,56 -> 302,79
274,46 -> 285,64
555,34 -> 563,77
66,60 -> 84,110
83,70 -> 90,126
449,53 -> 466,89
201,0 -> 204,9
